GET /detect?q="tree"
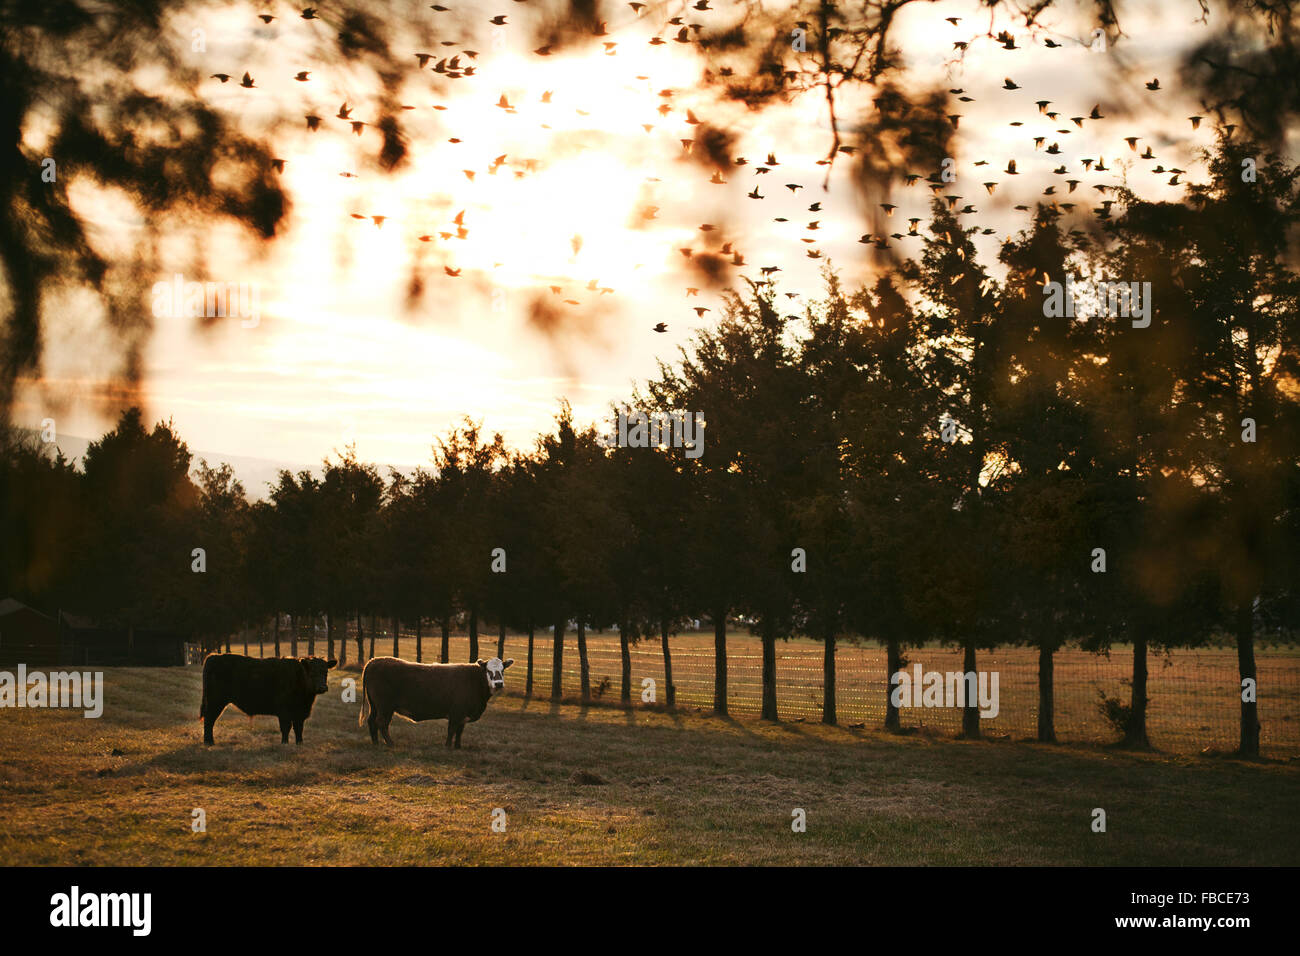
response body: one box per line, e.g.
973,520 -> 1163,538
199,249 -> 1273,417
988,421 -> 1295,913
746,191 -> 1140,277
318,447 -> 384,665
77,407 -> 200,642
533,403 -> 578,701
193,460 -> 252,649
994,209 -> 1103,742
905,205 -> 1012,739
432,419 -> 506,663
0,426 -> 83,614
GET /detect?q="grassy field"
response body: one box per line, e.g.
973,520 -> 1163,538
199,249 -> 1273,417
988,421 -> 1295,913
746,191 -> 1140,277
1,664 -> 1298,865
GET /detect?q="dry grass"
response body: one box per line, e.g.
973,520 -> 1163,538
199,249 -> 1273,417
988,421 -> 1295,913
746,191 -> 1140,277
1,664 -> 1298,865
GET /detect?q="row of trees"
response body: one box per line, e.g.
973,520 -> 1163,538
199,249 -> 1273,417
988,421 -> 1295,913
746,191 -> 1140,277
3,140 -> 1297,755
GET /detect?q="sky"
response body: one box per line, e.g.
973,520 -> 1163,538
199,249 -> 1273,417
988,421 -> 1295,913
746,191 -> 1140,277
12,0 -> 1271,493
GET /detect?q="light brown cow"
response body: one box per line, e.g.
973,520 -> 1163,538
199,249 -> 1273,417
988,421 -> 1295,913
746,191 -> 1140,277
358,656 -> 513,748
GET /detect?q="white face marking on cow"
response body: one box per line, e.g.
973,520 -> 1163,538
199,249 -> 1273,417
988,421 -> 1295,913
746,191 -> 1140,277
485,658 -> 506,695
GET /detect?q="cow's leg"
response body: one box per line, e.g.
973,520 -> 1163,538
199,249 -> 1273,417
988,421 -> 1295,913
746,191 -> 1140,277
278,715 -> 291,743
293,718 -> 304,744
203,700 -> 226,746
445,719 -> 456,748
368,708 -> 380,745
379,711 -> 395,747
454,721 -> 465,749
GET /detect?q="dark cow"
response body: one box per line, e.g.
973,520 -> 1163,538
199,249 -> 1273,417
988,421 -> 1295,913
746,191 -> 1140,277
200,653 -> 337,745
358,656 -> 513,748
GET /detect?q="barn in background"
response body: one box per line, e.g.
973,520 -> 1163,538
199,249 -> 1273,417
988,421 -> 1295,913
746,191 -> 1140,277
58,612 -> 189,666
0,599 -> 61,665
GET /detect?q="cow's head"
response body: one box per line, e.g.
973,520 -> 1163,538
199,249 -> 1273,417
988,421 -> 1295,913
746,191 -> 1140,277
299,657 -> 338,695
477,657 -> 514,695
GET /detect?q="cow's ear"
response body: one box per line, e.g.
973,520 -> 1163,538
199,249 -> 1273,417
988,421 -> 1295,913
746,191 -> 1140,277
502,659 -> 515,669
476,658 -> 487,668
327,659 -> 338,669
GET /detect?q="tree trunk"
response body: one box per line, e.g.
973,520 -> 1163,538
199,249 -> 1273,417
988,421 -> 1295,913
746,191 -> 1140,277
273,614 -> 281,658
577,619 -> 591,702
368,613 -> 376,660
290,614 -> 298,658
258,621 -> 264,658
713,611 -> 727,715
661,616 -> 675,708
392,615 -> 400,658
885,637 -> 902,731
307,614 -> 315,656
440,616 -> 450,663
354,611 -> 364,664
1037,642 -> 1057,743
1124,632 -> 1150,748
497,620 -> 506,659
468,608 -> 479,662
242,627 -> 248,656
760,622 -> 777,721
326,613 -> 334,663
550,620 -> 564,701
224,631 -> 231,653
960,641 -> 980,739
526,622 -> 535,696
415,619 -> 422,663
1236,604 -> 1260,757
337,615 -> 347,668
822,629 -> 836,726
619,612 -> 631,705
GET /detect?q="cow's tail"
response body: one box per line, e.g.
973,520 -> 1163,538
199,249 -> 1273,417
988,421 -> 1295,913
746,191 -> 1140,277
198,654 -> 209,720
358,663 -> 370,728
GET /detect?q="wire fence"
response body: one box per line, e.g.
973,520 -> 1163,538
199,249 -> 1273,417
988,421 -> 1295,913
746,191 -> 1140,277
226,621 -> 1300,757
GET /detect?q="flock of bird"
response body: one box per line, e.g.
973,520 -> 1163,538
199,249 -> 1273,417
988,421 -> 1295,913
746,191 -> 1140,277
204,6 -> 1225,334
